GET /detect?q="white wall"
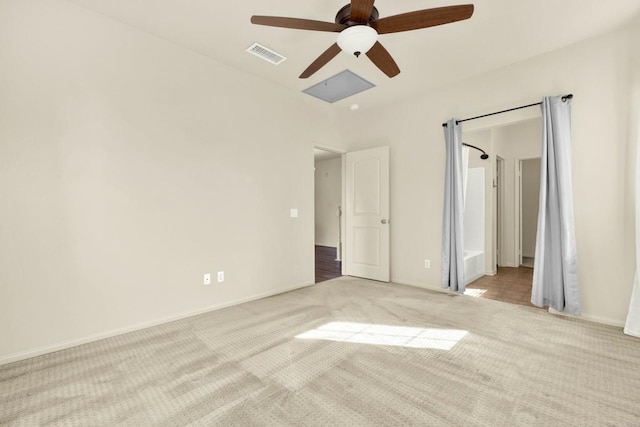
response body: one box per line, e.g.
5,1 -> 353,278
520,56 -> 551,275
521,158 -> 541,258
0,0 -> 336,363
314,158 -> 341,247
334,21 -> 640,326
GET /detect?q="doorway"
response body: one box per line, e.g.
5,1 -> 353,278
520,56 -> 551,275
312,145 -> 391,284
314,148 -> 343,283
462,118 -> 543,308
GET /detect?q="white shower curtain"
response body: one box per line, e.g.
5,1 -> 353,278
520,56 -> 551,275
531,96 -> 580,314
624,114 -> 640,337
442,119 -> 465,292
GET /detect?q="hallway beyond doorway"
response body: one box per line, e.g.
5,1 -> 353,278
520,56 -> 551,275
315,245 -> 342,283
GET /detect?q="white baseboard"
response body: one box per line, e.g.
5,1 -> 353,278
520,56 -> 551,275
548,307 -> 625,328
391,278 -> 450,294
0,282 -> 314,367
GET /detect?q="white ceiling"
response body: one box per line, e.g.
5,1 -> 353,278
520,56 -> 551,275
69,0 -> 640,109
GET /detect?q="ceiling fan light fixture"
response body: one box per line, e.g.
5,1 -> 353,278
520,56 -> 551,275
336,25 -> 378,57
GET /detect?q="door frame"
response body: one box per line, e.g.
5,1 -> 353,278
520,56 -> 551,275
517,159 -> 523,267
495,156 -> 505,268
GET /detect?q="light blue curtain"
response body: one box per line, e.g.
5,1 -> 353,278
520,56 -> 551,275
442,119 -> 465,292
531,96 -> 580,314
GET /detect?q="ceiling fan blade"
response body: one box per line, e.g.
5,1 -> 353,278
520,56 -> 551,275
366,41 -> 400,78
251,16 -> 346,33
371,5 -> 474,35
350,0 -> 375,24
300,43 -> 342,79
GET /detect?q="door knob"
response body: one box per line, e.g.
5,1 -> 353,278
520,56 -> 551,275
381,219 -> 387,224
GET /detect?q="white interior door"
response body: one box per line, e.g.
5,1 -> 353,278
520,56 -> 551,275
345,146 -> 390,282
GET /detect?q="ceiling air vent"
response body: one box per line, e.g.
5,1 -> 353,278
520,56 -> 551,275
246,42 -> 287,65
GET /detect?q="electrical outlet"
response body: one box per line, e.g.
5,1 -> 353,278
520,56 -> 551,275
204,273 -> 211,285
217,271 -> 224,283
424,259 -> 431,269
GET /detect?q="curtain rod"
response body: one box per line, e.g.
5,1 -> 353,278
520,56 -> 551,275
442,94 -> 573,127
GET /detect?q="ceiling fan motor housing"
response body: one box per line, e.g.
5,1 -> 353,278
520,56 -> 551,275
335,4 -> 380,25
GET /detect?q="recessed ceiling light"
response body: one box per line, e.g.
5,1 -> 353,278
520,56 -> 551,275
350,104 -> 360,111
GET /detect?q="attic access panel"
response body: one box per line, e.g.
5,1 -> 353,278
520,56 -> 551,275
303,70 -> 375,103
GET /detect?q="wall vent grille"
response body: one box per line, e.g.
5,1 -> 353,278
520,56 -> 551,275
246,43 -> 287,65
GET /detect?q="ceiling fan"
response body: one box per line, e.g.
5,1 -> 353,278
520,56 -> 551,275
251,1 -> 474,79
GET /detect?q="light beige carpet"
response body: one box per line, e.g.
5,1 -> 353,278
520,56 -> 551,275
1,276 -> 639,426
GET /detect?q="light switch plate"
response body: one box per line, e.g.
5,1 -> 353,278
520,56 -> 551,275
290,209 -> 298,218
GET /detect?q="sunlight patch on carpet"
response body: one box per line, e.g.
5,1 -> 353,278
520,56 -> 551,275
295,322 -> 468,350
464,288 -> 488,297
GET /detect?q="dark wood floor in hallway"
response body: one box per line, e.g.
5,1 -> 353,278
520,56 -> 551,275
466,266 -> 542,309
315,245 -> 342,283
